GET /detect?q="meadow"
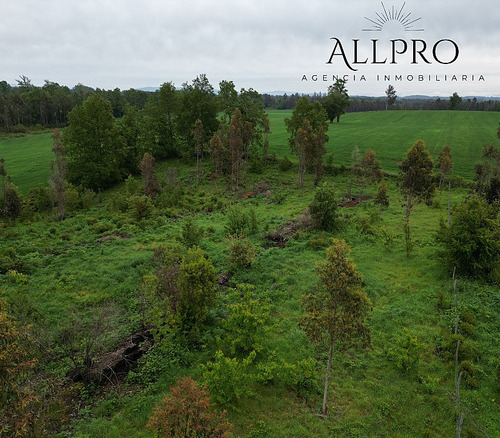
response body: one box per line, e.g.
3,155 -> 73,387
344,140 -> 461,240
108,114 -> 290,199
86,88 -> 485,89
1,111 -> 499,437
1,110 -> 499,194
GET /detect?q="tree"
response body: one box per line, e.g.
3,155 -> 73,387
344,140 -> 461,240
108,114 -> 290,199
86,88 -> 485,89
228,108 -> 244,190
474,143 -> 500,204
193,119 -> 204,184
143,82 -> 179,159
374,179 -> 390,208
385,84 -> 397,110
399,140 -> 435,226
449,92 -> 462,110
309,183 -> 339,232
437,145 -> 453,192
140,153 -> 160,198
178,74 -> 218,152
286,96 -> 328,153
323,79 -> 350,123
1,177 -> 23,221
209,130 -> 226,179
63,93 -> 124,191
147,376 -> 233,438
50,128 -> 67,220
295,119 -> 315,188
359,148 -> 383,200
301,240 -> 371,416
437,196 -> 500,280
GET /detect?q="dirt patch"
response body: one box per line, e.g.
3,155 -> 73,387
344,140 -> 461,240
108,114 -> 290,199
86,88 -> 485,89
265,211 -> 311,248
338,195 -> 373,208
70,327 -> 153,385
240,182 -> 271,199
96,233 -> 132,243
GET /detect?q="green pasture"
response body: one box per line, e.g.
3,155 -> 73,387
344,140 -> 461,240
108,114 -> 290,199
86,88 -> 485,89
0,110 -> 499,194
268,110 -> 500,179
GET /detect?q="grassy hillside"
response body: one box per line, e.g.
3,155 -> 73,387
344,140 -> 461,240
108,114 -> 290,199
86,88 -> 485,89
0,111 -> 498,194
268,110 -> 499,179
1,111 -> 499,437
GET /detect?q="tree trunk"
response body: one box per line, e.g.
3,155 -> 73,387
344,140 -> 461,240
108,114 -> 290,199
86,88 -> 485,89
322,341 -> 334,416
447,180 -> 452,226
404,192 -> 413,226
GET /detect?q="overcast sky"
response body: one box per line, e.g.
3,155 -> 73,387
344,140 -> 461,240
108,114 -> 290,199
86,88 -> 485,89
1,0 -> 499,96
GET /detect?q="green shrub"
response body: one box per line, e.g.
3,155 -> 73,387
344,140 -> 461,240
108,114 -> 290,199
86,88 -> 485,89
220,285 -> 271,356
436,196 -> 500,280
309,183 -> 339,232
127,195 -> 154,220
225,205 -> 259,236
306,235 -> 330,250
226,234 -> 258,272
200,350 -> 256,409
178,216 -> 204,248
278,156 -> 293,172
387,328 -> 422,374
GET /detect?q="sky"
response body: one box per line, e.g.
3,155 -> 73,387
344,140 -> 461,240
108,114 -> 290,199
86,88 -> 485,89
1,0 -> 499,97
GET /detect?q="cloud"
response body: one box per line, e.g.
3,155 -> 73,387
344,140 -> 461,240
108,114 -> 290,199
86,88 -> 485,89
1,0 -> 498,95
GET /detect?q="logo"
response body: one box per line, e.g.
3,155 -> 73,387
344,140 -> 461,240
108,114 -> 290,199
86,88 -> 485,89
362,2 -> 424,32
325,3 -> 459,72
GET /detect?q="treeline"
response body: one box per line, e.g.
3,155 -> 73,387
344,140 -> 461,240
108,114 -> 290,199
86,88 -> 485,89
0,75 -> 151,132
262,93 -> 500,112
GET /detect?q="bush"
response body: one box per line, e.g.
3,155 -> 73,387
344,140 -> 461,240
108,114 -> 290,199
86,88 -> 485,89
200,350 -> 256,409
225,205 -> 258,235
436,196 -> 500,280
23,186 -> 51,215
278,156 -> 293,172
147,376 -> 233,437
178,216 -> 204,248
1,183 -> 23,220
374,179 -> 390,207
309,183 -> 339,232
387,328 -> 422,374
226,234 -> 258,272
220,285 -> 271,356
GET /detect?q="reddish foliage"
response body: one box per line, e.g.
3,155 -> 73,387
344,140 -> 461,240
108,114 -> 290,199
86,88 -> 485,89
148,376 -> 233,437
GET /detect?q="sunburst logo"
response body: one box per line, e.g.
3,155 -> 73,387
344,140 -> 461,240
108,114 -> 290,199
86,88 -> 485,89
362,2 -> 424,32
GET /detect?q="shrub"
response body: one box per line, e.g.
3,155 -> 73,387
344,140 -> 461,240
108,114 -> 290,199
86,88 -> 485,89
226,234 -> 258,272
309,183 -> 338,232
220,285 -> 271,356
1,183 -> 23,220
127,195 -> 154,220
225,205 -> 258,235
278,156 -> 293,172
387,328 -> 422,374
201,350 -> 256,409
147,376 -> 233,438
436,196 -> 500,279
178,216 -> 204,248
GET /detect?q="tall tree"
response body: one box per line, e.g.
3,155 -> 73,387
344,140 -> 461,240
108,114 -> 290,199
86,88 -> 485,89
359,148 -> 383,199
63,93 -> 124,191
209,130 -> 226,180
323,79 -> 350,123
193,119 -> 204,184
385,84 -> 397,110
143,82 -> 179,159
178,74 -> 218,153
50,128 -> 67,220
228,108 -> 244,191
301,239 -> 371,416
399,140 -> 435,256
140,153 -> 160,198
399,140 -> 435,226
449,92 -> 462,110
295,119 -> 315,188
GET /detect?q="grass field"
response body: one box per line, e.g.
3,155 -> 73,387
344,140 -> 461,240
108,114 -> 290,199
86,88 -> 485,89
268,110 -> 500,179
0,111 -> 498,194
